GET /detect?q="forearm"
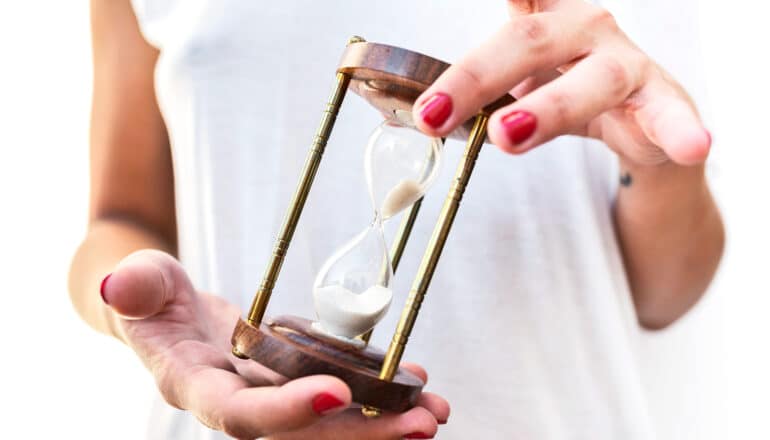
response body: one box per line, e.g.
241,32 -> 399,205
614,159 -> 724,329
68,218 -> 176,338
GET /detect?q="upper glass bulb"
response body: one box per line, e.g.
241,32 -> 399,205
364,121 -> 443,220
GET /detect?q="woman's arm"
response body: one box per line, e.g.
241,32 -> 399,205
67,3 -> 449,437
68,0 -> 176,338
615,160 -> 723,329
410,0 -> 724,329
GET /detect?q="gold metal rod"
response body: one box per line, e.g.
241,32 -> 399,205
389,136 -> 443,271
378,114 -> 489,381
246,69 -> 353,326
389,197 -> 424,271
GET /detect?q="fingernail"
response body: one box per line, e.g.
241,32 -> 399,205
438,419 -> 448,425
405,433 -> 433,439
419,93 -> 452,128
501,110 -> 537,146
311,393 -> 345,415
100,273 -> 112,304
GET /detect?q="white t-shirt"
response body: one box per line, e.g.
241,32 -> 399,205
129,1 -> 706,438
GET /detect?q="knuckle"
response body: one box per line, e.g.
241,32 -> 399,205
456,61 -> 485,92
454,60 -> 499,104
596,55 -> 633,97
543,89 -> 573,125
508,15 -> 551,52
587,7 -> 619,30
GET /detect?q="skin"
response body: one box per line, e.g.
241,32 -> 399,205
412,0 -> 724,329
69,0 -> 724,437
69,1 -> 447,439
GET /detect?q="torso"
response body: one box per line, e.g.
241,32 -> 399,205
130,1 -> 704,438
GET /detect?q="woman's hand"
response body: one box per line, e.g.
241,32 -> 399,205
100,250 -> 449,439
412,0 -> 711,166
410,0 -> 723,328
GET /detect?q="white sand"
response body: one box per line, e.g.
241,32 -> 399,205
380,179 -> 423,219
313,284 -> 393,338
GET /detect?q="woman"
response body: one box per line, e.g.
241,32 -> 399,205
69,0 -> 723,438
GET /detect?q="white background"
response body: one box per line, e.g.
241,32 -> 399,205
0,1 -> 767,439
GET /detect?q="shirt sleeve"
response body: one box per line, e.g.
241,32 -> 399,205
129,0 -> 180,49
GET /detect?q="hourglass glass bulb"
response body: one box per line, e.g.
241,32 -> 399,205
364,121 -> 443,220
313,223 -> 393,340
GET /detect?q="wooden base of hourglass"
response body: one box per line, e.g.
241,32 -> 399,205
231,316 -> 424,412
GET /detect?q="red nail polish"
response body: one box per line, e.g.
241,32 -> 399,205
501,110 -> 537,145
311,393 -> 345,415
405,433 -> 433,439
100,273 -> 112,304
438,419 -> 448,425
420,93 -> 452,128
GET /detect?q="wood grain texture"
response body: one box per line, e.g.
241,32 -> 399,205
231,316 -> 424,412
337,41 -> 515,141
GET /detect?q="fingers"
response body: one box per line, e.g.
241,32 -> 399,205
510,70 -> 561,99
176,367 -> 352,439
400,362 -> 428,383
168,355 -> 445,439
412,11 -> 592,137
399,363 -> 450,424
222,375 -> 352,438
416,392 -> 451,425
634,81 -> 711,165
101,249 -> 193,319
270,406 -> 440,440
487,53 -> 641,153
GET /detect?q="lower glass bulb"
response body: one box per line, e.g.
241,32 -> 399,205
313,223 -> 393,339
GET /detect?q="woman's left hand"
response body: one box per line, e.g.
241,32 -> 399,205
412,0 -> 711,167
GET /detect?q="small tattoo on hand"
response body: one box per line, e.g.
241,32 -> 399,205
620,172 -> 633,187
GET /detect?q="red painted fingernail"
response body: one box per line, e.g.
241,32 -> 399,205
311,393 -> 345,415
405,433 -> 433,439
438,419 -> 448,425
419,93 -> 452,128
501,110 -> 537,146
100,273 -> 112,304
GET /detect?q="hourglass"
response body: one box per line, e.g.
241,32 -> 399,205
312,121 -> 442,345
230,36 -> 515,415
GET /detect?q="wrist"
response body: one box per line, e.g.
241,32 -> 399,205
615,156 -> 716,234
618,157 -> 707,195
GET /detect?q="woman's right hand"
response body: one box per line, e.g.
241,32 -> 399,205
99,250 -> 448,439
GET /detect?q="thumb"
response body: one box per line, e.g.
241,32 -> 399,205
100,249 -> 193,319
636,83 -> 712,166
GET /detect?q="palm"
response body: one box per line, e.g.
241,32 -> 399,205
121,287 -> 281,384
104,250 -> 448,439
413,0 -> 710,168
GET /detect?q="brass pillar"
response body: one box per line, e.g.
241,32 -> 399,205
246,37 -> 363,326
379,113 -> 489,380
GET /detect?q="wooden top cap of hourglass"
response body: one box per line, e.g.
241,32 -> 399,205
338,40 -> 515,141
